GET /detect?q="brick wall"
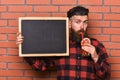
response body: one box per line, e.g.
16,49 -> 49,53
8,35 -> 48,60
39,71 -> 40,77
0,0 -> 120,80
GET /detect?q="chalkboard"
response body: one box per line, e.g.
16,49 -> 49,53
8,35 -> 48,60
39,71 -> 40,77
19,17 -> 69,57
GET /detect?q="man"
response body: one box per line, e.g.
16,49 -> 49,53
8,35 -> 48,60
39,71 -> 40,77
17,6 -> 110,80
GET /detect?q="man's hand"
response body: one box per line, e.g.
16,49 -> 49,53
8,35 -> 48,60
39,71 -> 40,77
81,38 -> 98,63
16,32 -> 24,46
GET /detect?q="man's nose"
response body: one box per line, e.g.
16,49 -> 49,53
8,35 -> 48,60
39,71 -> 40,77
80,22 -> 84,28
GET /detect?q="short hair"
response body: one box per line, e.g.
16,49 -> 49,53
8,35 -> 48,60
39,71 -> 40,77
67,6 -> 89,19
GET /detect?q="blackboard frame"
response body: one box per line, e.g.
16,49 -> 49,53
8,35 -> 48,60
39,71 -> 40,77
19,17 -> 69,57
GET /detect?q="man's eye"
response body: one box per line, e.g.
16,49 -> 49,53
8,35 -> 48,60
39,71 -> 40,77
76,21 -> 81,24
84,21 -> 88,24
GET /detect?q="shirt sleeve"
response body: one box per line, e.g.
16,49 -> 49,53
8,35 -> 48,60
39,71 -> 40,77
93,41 -> 111,80
24,57 -> 55,71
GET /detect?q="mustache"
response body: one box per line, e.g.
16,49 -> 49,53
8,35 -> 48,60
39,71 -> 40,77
70,28 -> 88,40
77,29 -> 85,35
70,28 -> 86,36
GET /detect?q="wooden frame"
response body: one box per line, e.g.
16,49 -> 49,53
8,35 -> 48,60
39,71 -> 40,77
19,17 -> 69,57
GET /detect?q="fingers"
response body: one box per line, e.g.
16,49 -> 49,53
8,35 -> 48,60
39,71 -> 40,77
82,44 -> 96,55
16,36 -> 24,45
82,44 -> 93,53
82,45 -> 89,52
16,32 -> 21,36
16,32 -> 24,46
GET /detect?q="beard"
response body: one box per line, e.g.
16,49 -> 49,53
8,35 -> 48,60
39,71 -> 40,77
70,28 -> 88,43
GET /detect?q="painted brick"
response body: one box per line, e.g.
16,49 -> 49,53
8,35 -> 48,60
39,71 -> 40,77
112,35 -> 120,42
0,28 -> 18,34
8,77 -> 32,80
104,0 -> 120,6
106,49 -> 110,56
0,42 -> 16,48
103,42 -> 120,49
78,0 -> 102,5
8,63 -> 31,69
89,13 -> 102,20
110,78 -> 120,80
104,14 -> 120,20
60,6 -> 75,12
8,20 -> 18,27
0,70 -> 23,76
0,48 -> 6,55
26,0 -> 50,4
1,13 -> 25,19
103,28 -> 120,34
0,6 -> 7,12
111,50 -> 120,57
112,21 -> 120,27
26,13 -> 51,17
0,20 -> 7,26
88,6 -> 110,12
89,21 -> 110,27
52,13 -> 66,17
0,56 -> 23,62
108,58 -> 120,64
89,35 -> 110,42
0,63 -> 6,69
8,34 -> 16,40
0,34 -> 6,40
34,6 -> 58,12
111,64 -> 120,70
8,6 -> 32,12
0,77 -> 6,80
1,0 -> 24,4
111,72 -> 120,78
8,49 -> 18,55
87,28 -> 102,34
111,7 -> 120,13
52,0 -> 76,5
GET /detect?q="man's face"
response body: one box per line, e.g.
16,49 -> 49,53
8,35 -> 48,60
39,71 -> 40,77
69,15 -> 88,34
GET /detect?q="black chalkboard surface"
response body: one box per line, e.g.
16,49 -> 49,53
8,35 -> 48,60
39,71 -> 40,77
19,17 -> 69,57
